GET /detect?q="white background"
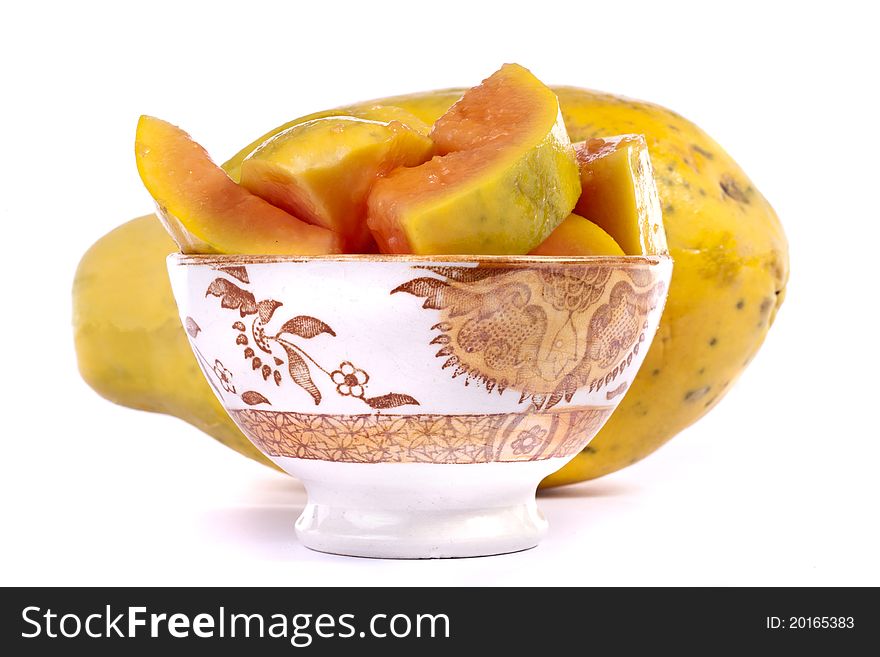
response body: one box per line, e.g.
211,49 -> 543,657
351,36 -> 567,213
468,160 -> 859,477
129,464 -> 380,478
1,0 -> 877,586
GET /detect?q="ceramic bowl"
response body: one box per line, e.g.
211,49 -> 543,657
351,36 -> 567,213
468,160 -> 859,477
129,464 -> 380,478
168,253 -> 672,558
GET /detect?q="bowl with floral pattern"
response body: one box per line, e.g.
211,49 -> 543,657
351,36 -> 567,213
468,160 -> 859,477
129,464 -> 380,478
168,252 -> 672,558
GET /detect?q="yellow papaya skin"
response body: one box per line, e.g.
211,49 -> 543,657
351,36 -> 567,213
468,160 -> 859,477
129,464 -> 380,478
74,87 -> 788,485
73,216 -> 276,468
545,88 -> 788,483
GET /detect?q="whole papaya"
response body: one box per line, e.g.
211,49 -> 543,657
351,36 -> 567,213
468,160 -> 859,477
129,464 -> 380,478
73,87 -> 788,485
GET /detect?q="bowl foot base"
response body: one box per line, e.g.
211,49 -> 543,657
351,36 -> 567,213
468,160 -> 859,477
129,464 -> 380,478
297,502 -> 547,559
284,459 -> 567,559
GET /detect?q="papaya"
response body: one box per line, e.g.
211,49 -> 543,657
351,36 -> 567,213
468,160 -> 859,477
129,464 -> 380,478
135,116 -> 341,255
531,132 -> 665,259
240,116 -> 433,251
224,104 -> 433,182
530,213 -> 625,257
367,64 -> 581,254
573,134 -> 666,256
74,86 -> 788,485
72,215 -> 272,466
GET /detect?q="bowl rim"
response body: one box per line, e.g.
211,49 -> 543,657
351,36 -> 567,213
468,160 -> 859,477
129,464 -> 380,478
168,252 -> 672,267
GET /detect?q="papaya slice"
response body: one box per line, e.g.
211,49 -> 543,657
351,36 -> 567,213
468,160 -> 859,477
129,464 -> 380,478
224,104 -> 431,182
135,116 -> 341,255
366,64 -> 581,254
573,135 -> 667,256
530,213 -> 625,256
240,117 -> 433,251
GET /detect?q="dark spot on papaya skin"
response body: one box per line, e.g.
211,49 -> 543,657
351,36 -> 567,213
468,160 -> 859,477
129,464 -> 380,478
667,164 -> 675,173
759,297 -> 773,314
709,337 -> 718,347
720,174 -> 750,204
736,299 -> 745,310
692,144 -> 715,160
704,396 -> 719,408
699,188 -> 707,196
664,205 -> 675,215
667,123 -> 681,133
652,368 -> 661,376
582,445 -> 597,455
698,367 -> 705,375
684,386 -> 712,402
771,261 -> 786,282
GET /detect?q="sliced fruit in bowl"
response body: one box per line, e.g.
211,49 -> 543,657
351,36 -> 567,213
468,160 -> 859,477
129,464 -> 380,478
223,103 -> 432,182
534,133 -> 667,258
239,116 -> 433,252
530,213 -> 625,256
574,134 -> 666,256
135,116 -> 341,255
367,63 -> 582,255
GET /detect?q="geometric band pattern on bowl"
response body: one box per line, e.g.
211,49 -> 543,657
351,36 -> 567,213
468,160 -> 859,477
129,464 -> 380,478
231,406 -> 613,464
